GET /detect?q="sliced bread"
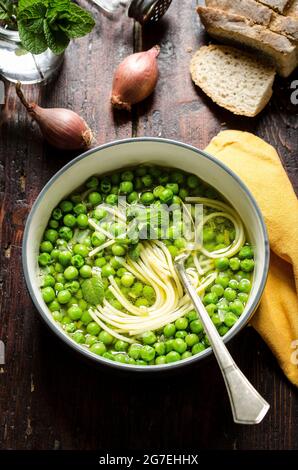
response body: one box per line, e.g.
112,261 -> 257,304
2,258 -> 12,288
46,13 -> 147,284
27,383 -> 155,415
256,0 -> 291,14
270,12 -> 298,40
197,6 -> 297,76
285,0 -> 298,16
205,0 -> 273,26
190,45 -> 276,117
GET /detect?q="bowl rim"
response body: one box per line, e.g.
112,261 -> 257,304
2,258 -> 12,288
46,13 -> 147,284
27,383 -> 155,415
22,137 -> 270,372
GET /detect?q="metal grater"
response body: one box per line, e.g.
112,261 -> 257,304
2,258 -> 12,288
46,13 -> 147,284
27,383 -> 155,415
128,0 -> 173,24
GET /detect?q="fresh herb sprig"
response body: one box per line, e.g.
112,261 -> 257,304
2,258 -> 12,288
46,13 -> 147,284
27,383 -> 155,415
0,0 -> 95,55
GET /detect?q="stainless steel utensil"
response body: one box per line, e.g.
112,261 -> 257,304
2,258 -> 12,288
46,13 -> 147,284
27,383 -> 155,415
175,253 -> 270,425
90,0 -> 172,24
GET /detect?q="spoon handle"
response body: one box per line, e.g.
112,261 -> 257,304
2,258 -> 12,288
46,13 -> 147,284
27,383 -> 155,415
176,262 -> 270,425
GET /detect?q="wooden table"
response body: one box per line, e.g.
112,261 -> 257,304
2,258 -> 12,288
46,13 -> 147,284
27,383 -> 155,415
1,0 -> 297,451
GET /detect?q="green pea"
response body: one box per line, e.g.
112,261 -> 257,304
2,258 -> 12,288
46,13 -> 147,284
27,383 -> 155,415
155,356 -> 167,365
127,192 -> 138,203
120,181 -> 134,194
203,228 -> 215,243
228,279 -> 239,290
190,320 -> 203,334
52,311 -> 63,322
174,238 -> 186,250
64,266 -> 79,280
38,253 -> 51,266
43,274 -> 55,288
106,194 -> 118,205
181,351 -> 192,360
211,314 -> 222,327
44,229 -> 59,243
215,257 -> 230,270
40,241 -> 53,253
140,345 -> 155,362
101,264 -> 115,278
166,183 -> 179,195
90,342 -> 106,356
172,338 -> 187,354
121,170 -> 134,181
187,175 -> 199,188
238,293 -> 249,304
224,288 -> 237,301
73,330 -> 86,344
71,254 -> 84,269
86,322 -> 101,335
80,265 -> 92,278
211,284 -> 224,297
154,342 -> 166,356
54,262 -> 63,273
178,188 -> 188,200
167,245 -> 179,258
58,251 -> 72,267
240,259 -> 255,272
88,192 -> 102,206
224,312 -> 238,327
68,305 -> 82,320
115,340 -> 129,352
218,325 -> 229,336
153,185 -> 165,198
175,317 -> 188,330
85,334 -> 98,346
185,333 -> 199,347
86,176 -> 98,189
141,174 -> 153,188
95,257 -> 106,268
175,330 -> 187,339
186,310 -> 198,321
59,226 -> 73,241
229,257 -> 240,271
49,300 -> 60,312
65,322 -> 76,333
60,200 -> 73,213
140,192 -> 155,205
50,249 -> 60,260
135,298 -> 149,307
163,323 -> 176,337
216,273 -> 230,288
239,245 -> 254,259
100,177 -> 111,194
239,279 -> 251,293
121,273 -> 135,287
205,303 -> 217,316
111,244 -> 126,256
77,214 -> 89,229
166,351 -> 180,363
52,207 -> 63,220
42,286 -> 56,303
192,343 -> 205,355
129,282 -> 143,299
68,281 -> 80,293
160,188 -> 173,204
98,331 -> 114,345
128,343 -> 143,360
57,289 -> 71,304
165,339 -> 175,353
142,331 -> 157,345
63,214 -> 76,228
203,292 -> 218,305
81,311 -> 92,325
230,300 -> 244,316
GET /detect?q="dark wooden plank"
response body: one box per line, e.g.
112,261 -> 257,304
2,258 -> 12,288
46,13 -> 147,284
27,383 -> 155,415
0,0 -> 297,452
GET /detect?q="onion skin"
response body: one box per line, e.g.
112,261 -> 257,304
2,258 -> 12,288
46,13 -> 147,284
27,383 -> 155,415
16,82 -> 94,151
111,45 -> 160,111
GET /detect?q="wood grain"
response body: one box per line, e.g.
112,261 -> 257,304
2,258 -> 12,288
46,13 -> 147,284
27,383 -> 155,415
0,0 -> 297,451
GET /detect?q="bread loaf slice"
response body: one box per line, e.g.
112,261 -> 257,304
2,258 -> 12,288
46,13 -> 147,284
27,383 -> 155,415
205,0 -> 273,26
190,45 -> 276,117
256,0 -> 291,14
270,12 -> 298,40
197,6 -> 297,76
285,0 -> 298,16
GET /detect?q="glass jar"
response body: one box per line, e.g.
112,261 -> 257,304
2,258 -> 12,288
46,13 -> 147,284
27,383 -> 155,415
0,26 -> 64,84
93,0 -> 172,24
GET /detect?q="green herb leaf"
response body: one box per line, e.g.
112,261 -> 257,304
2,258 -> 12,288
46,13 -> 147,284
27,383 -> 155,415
58,3 -> 95,39
44,19 -> 69,54
18,0 -> 46,12
81,276 -> 105,307
18,19 -> 47,54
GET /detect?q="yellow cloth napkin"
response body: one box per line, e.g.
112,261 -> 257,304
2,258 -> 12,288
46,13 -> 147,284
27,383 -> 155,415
205,130 -> 298,387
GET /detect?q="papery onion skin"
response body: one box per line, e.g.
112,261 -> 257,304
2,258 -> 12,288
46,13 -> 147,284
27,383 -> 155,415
111,45 -> 160,111
16,82 -> 94,151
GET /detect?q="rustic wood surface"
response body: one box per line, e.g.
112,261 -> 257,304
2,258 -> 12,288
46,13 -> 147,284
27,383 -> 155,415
0,0 -> 297,451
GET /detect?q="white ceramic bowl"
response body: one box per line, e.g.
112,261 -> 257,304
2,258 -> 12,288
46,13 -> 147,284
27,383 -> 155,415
23,138 -> 270,371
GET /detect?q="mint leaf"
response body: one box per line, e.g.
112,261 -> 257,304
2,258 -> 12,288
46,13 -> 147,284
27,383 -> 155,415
18,0 -> 47,12
43,19 -> 69,54
18,20 -> 47,54
17,3 -> 46,33
81,277 -> 105,307
59,3 -> 95,39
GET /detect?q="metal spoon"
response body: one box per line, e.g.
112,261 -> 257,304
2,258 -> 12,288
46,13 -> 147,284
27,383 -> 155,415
175,253 -> 270,425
